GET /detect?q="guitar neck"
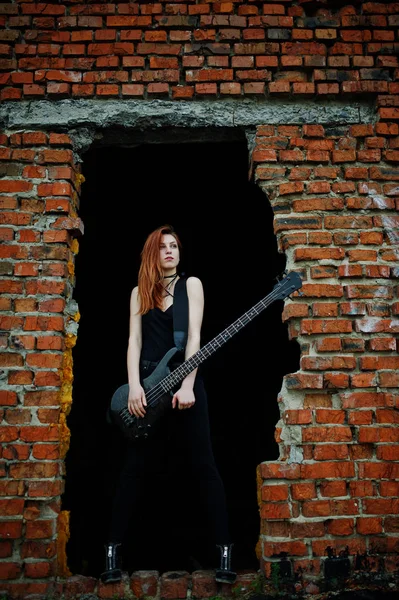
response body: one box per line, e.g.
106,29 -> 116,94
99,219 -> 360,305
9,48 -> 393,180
161,289 -> 278,393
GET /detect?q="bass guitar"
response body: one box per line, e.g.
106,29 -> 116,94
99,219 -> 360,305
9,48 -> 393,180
109,270 -> 302,442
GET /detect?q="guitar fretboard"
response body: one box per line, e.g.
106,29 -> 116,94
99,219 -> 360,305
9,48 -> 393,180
161,300 -> 269,392
149,272 -> 302,398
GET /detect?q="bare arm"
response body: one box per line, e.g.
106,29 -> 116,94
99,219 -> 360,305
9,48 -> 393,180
180,276 -> 204,390
172,276 -> 204,409
127,286 -> 146,417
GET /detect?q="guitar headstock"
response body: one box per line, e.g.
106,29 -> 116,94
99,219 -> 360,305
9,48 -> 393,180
272,271 -> 303,301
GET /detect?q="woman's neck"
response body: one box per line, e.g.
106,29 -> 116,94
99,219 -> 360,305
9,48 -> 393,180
161,271 -> 178,298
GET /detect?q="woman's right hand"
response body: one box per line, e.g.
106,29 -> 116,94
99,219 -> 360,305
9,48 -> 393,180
128,384 -> 147,418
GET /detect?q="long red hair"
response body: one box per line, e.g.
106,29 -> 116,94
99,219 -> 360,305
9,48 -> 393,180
138,224 -> 182,314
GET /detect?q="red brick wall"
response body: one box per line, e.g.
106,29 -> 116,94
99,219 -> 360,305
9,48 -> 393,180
251,120 -> 399,592
1,1 -> 399,100
1,1 -> 399,598
0,131 -> 83,597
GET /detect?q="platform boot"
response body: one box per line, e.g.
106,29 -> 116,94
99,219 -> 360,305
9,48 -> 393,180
100,542 -> 122,584
215,543 -> 237,584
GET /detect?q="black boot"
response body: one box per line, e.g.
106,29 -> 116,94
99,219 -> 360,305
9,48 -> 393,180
215,543 -> 237,584
100,542 -> 122,584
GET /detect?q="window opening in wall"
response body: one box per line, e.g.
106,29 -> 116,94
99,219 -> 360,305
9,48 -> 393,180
62,137 -> 300,578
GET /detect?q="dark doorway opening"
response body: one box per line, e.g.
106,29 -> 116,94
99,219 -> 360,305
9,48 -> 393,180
62,136 -> 300,578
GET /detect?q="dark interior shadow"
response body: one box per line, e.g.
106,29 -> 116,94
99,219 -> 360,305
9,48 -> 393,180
62,138 -> 300,578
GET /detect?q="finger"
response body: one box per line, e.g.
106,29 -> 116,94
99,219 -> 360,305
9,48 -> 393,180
133,404 -> 145,418
129,401 -> 137,415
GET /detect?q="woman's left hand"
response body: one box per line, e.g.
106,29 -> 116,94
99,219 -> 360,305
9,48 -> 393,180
172,388 -> 196,410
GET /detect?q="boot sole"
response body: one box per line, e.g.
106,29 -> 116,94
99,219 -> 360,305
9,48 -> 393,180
100,569 -> 122,584
215,571 -> 237,584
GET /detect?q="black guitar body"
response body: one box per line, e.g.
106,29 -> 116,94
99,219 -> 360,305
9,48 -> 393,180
110,348 -> 180,442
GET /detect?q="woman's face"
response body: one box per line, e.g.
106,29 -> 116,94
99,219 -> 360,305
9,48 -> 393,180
160,233 -> 180,271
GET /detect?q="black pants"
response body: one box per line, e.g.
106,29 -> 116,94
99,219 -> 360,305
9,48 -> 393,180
108,365 -> 231,546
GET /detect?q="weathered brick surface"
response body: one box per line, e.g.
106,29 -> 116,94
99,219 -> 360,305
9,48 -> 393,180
1,1 -> 399,598
0,1 -> 398,101
253,118 -> 399,592
0,128 -> 81,598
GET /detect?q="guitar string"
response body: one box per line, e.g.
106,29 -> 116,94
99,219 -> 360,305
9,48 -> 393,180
120,277 -> 301,424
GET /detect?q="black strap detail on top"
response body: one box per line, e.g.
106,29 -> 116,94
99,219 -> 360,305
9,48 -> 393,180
173,277 -> 188,352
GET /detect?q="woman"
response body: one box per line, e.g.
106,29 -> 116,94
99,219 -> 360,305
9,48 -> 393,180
101,224 -> 236,585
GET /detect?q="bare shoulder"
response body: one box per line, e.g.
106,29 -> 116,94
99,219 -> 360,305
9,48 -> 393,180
130,286 -> 140,310
186,277 -> 204,309
186,276 -> 203,293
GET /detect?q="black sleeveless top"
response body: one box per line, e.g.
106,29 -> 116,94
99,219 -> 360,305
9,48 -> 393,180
141,305 -> 176,362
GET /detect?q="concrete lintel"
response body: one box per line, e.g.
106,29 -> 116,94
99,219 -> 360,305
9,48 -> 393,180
0,98 -> 375,131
